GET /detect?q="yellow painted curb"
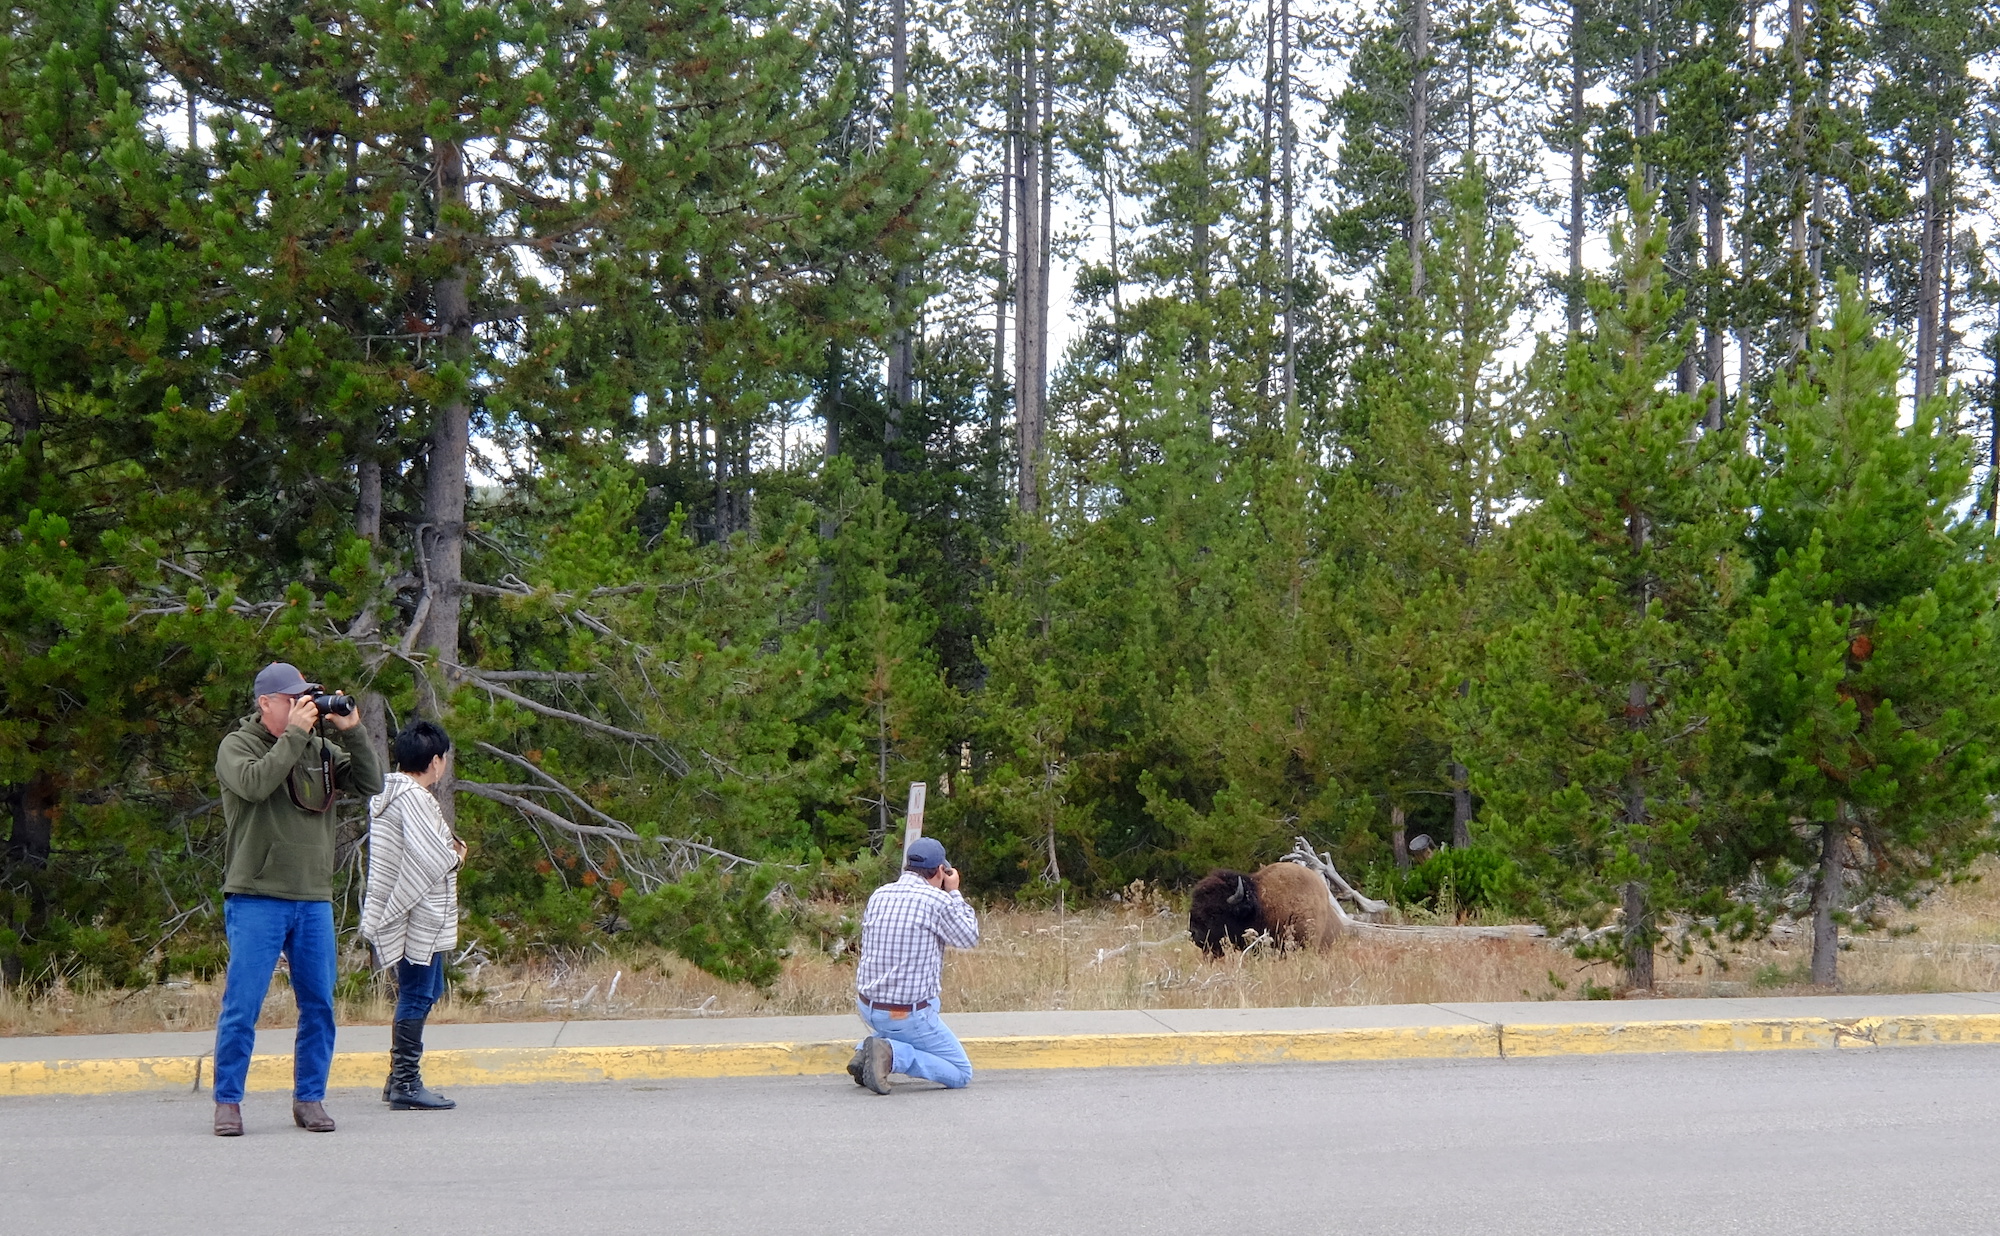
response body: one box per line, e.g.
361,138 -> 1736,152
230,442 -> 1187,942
1497,1012 -> 2000,1057
5,1012 -> 1998,1097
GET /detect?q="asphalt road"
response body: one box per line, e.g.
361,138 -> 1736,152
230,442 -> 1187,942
2,1048 -> 1995,1235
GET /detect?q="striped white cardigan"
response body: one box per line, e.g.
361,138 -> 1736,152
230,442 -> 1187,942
361,773 -> 461,967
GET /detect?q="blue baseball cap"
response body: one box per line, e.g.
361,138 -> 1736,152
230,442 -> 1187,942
905,837 -> 948,871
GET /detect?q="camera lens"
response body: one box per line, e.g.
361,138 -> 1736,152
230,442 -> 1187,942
312,692 -> 355,717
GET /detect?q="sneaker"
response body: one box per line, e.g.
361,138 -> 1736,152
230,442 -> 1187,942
859,1035 -> 893,1095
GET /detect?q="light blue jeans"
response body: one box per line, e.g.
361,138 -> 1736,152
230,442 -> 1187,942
856,1001 -> 973,1088
212,895 -> 337,1105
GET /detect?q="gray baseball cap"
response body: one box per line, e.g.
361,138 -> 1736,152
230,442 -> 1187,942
252,662 -> 313,697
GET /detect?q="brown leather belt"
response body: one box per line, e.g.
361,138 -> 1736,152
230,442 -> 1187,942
866,999 -> 932,1014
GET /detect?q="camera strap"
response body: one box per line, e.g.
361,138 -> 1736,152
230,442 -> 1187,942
286,735 -> 340,815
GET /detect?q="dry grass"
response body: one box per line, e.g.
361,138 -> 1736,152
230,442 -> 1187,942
6,863 -> 1999,1037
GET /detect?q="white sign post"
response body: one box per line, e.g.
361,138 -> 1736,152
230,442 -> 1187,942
901,782 -> 928,859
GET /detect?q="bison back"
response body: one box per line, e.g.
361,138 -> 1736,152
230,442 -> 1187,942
1251,862 -> 1341,950
1189,869 -> 1262,957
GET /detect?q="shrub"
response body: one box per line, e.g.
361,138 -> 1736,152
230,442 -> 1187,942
1389,847 -> 1520,917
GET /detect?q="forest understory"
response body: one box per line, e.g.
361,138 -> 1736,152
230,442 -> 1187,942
7,860 -> 1996,1038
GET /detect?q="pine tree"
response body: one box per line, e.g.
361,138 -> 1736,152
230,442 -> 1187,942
1723,279 -> 2000,985
1471,185 -> 1746,987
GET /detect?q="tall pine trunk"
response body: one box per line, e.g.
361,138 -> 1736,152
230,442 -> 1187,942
4,770 -> 54,869
1914,121 -> 1954,402
1810,812 -> 1843,985
1408,0 -> 1429,295
420,136 -> 472,824
1624,505 -> 1652,989
885,0 -> 914,441
1567,0 -> 1585,335
1013,0 -> 1046,515
1279,0 -> 1295,412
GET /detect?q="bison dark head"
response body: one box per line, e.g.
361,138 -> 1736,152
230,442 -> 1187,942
1188,868 -> 1263,958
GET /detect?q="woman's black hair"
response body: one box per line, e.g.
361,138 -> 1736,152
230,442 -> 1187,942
390,719 -> 453,774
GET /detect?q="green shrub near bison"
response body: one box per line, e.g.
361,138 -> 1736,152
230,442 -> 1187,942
1384,849 -> 1521,919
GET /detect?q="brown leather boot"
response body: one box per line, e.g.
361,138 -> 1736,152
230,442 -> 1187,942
291,1100 -> 336,1132
213,1102 -> 243,1137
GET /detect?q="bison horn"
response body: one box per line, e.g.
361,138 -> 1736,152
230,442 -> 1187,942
1227,875 -> 1247,906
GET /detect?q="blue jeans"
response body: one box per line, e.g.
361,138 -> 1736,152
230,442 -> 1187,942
856,1001 -> 973,1089
394,955 -> 446,1022
212,895 -> 337,1105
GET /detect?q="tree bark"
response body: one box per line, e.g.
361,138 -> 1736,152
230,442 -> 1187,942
1705,182 -> 1726,430
356,454 -> 382,545
1391,803 -> 1410,872
1279,0 -> 1295,413
1624,503 -> 1652,990
1914,121 -> 1954,403
1013,0 -> 1046,515
5,770 -> 55,869
885,0 -> 914,444
1567,0 -> 1585,335
1450,764 -> 1472,848
419,136 -> 473,825
1408,0 -> 1429,295
1810,814 -> 1843,985
1786,0 -> 1810,356
3,367 -> 42,510
419,135 -> 470,671
1623,880 -> 1653,989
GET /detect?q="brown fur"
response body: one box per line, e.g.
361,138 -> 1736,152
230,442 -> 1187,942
1249,862 -> 1342,950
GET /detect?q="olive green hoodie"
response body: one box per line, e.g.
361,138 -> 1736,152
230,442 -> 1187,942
215,712 -> 386,901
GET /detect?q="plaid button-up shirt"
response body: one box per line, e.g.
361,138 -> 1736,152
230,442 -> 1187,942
855,872 -> 980,1006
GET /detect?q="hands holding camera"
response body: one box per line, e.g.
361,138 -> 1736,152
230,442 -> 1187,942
283,691 -> 361,733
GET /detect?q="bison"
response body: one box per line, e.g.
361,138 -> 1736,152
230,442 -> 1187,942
1188,861 -> 1342,957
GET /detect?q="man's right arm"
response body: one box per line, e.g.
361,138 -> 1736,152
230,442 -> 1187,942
932,890 -> 980,949
216,727 -> 309,804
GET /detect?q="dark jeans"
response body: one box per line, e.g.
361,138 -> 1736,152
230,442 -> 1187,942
212,895 -> 336,1105
394,954 -> 447,1022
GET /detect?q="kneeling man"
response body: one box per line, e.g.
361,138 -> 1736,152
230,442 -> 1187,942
850,838 -> 978,1094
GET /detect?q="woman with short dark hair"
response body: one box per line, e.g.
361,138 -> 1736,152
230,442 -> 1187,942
362,719 -> 465,1110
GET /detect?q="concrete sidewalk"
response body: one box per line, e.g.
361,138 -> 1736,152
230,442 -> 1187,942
6,992 -> 2000,1096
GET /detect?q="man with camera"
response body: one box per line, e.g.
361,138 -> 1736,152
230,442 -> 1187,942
210,662 -> 384,1137
849,837 -> 979,1095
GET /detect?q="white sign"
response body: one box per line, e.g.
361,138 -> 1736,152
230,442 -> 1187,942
902,782 -> 928,857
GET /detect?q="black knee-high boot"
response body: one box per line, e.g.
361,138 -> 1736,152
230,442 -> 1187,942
387,1018 -> 456,1110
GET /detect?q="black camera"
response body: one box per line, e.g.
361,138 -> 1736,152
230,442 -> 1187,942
312,692 -> 356,717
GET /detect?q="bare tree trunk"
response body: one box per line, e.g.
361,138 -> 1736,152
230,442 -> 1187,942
420,136 -> 473,825
1013,0 -> 1046,515
1623,879 -> 1653,989
1450,765 -> 1472,849
1705,183 -> 1726,430
1624,505 -> 1652,989
1279,0 -> 1295,413
1786,0 -> 1809,356
4,770 -> 54,869
3,367 -> 42,508
1392,803 -> 1410,871
993,25 -> 1015,436
357,455 -> 382,544
1408,0 -> 1429,295
1189,0 -> 1213,400
1258,0 -> 1276,410
1567,0 -> 1585,335
885,0 -> 914,443
420,136 -> 470,672
1914,121 -> 1954,402
1809,813 -> 1843,985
